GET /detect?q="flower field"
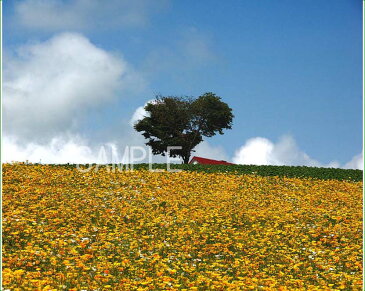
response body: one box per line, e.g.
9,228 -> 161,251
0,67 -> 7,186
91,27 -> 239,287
2,164 -> 363,290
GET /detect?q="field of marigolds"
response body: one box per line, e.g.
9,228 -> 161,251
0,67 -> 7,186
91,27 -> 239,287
2,164 -> 363,290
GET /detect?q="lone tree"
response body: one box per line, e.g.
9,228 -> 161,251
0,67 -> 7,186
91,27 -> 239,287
134,92 -> 234,164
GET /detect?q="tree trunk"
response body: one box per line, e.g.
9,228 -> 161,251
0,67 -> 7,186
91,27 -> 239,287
182,154 -> 190,164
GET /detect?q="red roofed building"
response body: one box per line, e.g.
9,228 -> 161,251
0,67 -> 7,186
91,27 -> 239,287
189,156 -> 235,165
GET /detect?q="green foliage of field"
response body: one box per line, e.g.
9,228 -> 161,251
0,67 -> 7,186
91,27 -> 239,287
38,163 -> 363,182
139,164 -> 363,182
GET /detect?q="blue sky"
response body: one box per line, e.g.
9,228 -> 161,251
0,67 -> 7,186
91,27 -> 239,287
3,0 -> 363,168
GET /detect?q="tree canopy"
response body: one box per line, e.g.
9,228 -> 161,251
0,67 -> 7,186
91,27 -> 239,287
134,92 -> 234,164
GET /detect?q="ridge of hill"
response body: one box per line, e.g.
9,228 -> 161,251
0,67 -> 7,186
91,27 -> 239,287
7,163 -> 362,182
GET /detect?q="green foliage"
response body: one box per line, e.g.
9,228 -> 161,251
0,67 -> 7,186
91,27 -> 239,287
134,164 -> 363,182
134,93 -> 234,163
22,163 -> 362,181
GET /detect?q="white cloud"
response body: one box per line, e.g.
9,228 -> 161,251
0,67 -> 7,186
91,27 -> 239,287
193,142 -> 229,162
327,161 -> 341,169
3,32 -> 151,164
233,137 -> 274,166
3,98 -> 168,164
4,32 -> 144,142
232,136 -> 340,168
129,100 -> 155,126
13,0 -> 169,32
2,134 -> 164,165
344,152 -> 363,170
232,135 -> 363,170
3,135 -> 98,164
130,106 -> 147,126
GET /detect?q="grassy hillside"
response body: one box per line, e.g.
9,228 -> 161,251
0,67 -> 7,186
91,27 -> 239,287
2,164 -> 363,290
37,163 -> 363,182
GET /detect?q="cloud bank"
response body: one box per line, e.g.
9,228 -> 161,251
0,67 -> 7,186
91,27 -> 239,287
233,136 -> 362,170
13,0 -> 169,32
343,152 -> 364,170
129,100 -> 155,126
4,32 -> 143,142
3,135 -> 97,164
3,32 -> 151,164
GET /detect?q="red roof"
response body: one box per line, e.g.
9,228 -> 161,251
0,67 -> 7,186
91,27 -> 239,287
189,156 -> 234,165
